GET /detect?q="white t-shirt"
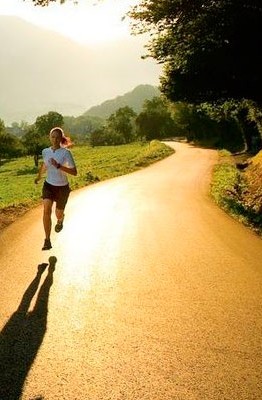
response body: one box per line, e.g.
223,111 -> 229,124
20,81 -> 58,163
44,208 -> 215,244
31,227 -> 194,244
42,147 -> 76,186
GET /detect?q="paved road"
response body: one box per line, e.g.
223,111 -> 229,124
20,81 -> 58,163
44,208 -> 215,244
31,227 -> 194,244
0,142 -> 262,400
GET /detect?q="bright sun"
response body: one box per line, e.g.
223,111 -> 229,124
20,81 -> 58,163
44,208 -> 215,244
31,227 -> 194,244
57,1 -> 130,45
0,0 -> 138,46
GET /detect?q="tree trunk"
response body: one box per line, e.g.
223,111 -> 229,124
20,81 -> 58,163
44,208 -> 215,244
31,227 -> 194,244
34,154 -> 39,167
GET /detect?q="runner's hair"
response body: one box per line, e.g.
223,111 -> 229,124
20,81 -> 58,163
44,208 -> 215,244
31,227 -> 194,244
50,127 -> 72,147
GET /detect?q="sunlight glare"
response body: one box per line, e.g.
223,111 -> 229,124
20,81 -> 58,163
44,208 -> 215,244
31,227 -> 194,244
0,0 -> 139,46
55,185 -> 124,291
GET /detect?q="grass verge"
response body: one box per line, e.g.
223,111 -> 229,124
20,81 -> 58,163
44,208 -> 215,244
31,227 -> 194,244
210,150 -> 262,235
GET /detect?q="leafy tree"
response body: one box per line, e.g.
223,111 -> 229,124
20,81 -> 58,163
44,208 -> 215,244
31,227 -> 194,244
0,132 -> 23,162
35,111 -> 63,137
0,119 -> 24,162
0,119 -> 4,135
90,107 -> 137,146
136,97 -> 175,140
107,106 -> 137,144
198,100 -> 261,152
21,111 -> 63,166
89,127 -> 108,147
21,126 -> 48,166
129,1 -> 262,105
170,102 -> 244,152
90,126 -> 130,147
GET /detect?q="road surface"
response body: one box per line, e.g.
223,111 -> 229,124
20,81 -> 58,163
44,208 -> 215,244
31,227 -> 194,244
0,142 -> 262,400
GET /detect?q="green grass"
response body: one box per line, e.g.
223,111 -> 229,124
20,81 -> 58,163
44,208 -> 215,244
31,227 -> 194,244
210,162 -> 244,211
0,141 -> 174,209
210,150 -> 262,235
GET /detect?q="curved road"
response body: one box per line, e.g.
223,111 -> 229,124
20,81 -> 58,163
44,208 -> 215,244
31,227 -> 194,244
0,142 -> 262,400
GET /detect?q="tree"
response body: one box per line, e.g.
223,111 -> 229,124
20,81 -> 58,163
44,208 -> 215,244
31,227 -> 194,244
35,111 -> 63,137
136,97 -> 175,140
89,127 -> 108,147
129,1 -> 262,105
0,119 -> 4,135
22,111 -> 64,166
0,119 -> 24,162
169,102 -> 245,152
107,106 -> 137,144
22,127 -> 47,166
89,107 -> 137,146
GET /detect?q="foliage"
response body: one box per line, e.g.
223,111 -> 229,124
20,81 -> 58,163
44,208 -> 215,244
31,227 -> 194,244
89,97 -> 250,151
90,106 -> 137,146
211,150 -> 262,234
0,118 -> 24,160
21,127 -> 48,166
0,141 -> 174,210
35,111 -> 63,136
107,106 -> 137,143
63,115 -> 104,143
129,1 -> 262,106
170,102 -> 244,152
136,96 -> 176,140
198,100 -> 262,152
134,139 -> 174,166
0,119 -> 5,134
211,159 -> 245,212
0,131 -> 23,161
22,111 -> 64,166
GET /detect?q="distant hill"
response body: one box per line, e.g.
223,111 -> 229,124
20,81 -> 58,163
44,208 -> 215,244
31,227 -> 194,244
0,16 -> 161,125
84,84 -> 160,118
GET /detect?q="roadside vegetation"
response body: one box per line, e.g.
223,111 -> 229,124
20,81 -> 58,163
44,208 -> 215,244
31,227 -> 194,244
210,150 -> 262,235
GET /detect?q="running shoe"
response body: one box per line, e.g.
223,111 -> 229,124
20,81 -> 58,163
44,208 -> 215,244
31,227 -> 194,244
55,220 -> 63,233
42,239 -> 52,250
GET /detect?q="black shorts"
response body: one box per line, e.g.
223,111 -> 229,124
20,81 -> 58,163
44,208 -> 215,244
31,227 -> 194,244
42,181 -> 70,210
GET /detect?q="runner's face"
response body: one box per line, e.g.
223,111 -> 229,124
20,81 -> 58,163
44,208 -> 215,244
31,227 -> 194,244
50,131 -> 61,148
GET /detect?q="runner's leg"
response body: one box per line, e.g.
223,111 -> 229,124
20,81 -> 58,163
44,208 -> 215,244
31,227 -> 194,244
43,199 -> 53,239
54,185 -> 70,232
55,208 -> 64,223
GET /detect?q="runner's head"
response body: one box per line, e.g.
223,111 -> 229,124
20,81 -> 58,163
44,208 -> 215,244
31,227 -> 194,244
49,127 -> 72,147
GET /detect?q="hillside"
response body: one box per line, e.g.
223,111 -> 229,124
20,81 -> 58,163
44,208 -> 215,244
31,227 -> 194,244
0,16 -> 161,125
84,84 -> 160,118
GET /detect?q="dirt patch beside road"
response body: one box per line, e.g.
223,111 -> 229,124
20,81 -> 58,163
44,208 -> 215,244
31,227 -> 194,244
0,204 -> 31,231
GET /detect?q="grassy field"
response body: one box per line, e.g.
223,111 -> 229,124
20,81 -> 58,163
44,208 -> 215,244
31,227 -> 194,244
0,140 -> 174,210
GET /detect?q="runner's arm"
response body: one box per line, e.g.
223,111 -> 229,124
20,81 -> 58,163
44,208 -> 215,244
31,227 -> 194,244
34,162 -> 46,184
49,158 -> 77,176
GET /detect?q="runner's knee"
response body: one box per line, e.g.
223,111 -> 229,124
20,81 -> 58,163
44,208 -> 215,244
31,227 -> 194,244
55,208 -> 64,220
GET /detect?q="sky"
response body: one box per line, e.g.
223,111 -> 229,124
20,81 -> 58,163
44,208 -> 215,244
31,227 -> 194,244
0,0 -> 162,124
0,0 -> 139,46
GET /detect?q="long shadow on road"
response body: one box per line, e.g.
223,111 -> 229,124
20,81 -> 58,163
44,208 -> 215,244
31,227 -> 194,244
0,256 -> 57,400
